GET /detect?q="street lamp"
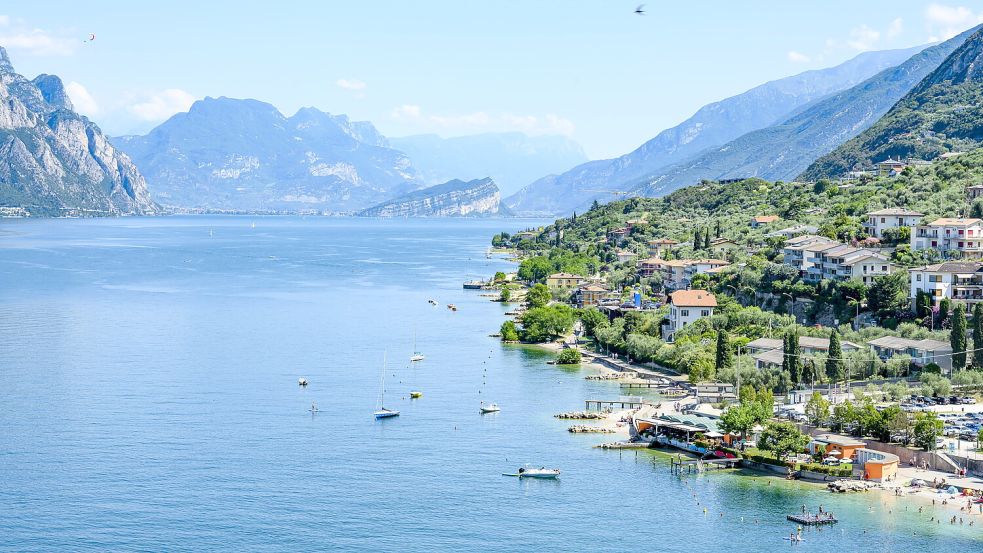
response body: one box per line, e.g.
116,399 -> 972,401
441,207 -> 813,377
782,292 -> 796,323
845,293 -> 862,331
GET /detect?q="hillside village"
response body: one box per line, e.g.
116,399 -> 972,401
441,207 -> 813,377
492,149 -> 983,480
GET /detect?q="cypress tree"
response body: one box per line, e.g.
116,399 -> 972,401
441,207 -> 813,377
784,330 -> 800,385
715,330 -> 732,371
694,228 -> 702,250
715,220 -> 722,238
974,303 -> 983,369
939,298 -> 951,324
703,230 -> 711,250
952,304 -> 967,371
826,329 -> 844,384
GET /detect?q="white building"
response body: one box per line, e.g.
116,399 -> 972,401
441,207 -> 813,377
909,261 -> 983,305
664,290 -> 716,342
748,336 -> 860,370
867,336 -> 952,372
863,208 -> 923,238
782,235 -> 838,274
911,218 -> 983,254
805,244 -> 892,285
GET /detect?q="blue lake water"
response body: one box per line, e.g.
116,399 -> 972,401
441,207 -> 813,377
0,216 -> 980,551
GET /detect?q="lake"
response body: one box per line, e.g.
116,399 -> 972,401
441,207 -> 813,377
0,216 -> 979,551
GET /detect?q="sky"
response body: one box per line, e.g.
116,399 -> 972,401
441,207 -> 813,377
3,1 -> 983,159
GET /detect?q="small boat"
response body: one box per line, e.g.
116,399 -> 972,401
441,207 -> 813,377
447,304 -> 457,311
428,299 -> 438,306
410,354 -> 425,362
514,465 -> 560,479
309,402 -> 319,413
480,402 -> 501,414
298,378 -> 308,387
410,390 -> 423,399
374,352 -> 399,420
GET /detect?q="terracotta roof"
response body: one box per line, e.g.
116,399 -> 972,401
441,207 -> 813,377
649,238 -> 679,245
669,290 -> 717,307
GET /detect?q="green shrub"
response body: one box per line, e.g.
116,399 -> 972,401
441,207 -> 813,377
556,348 -> 582,365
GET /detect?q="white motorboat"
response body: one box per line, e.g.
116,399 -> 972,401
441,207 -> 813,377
517,465 -> 560,479
480,402 -> 500,414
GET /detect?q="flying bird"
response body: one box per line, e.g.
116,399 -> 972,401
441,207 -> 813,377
634,4 -> 645,15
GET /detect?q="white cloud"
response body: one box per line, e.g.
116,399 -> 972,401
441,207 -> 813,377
391,105 -> 574,136
336,78 -> 367,91
925,4 -> 983,40
786,50 -> 811,63
65,81 -> 98,115
887,17 -> 904,38
847,24 -> 881,51
0,25 -> 78,56
127,89 -> 197,122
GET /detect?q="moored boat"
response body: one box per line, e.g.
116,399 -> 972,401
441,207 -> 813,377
480,402 -> 500,414
517,465 -> 560,478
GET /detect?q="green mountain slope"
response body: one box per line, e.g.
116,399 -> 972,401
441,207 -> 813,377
802,27 -> 983,180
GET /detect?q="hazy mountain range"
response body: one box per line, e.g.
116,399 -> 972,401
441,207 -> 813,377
506,44 -> 929,216
388,133 -> 586,197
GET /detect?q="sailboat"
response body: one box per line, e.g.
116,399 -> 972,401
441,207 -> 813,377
374,352 -> 400,419
410,328 -> 424,362
479,401 -> 500,414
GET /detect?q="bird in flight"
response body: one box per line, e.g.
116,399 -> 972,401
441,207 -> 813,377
635,4 -> 645,15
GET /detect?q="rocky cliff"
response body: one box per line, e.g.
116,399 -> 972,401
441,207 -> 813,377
0,47 -> 158,216
358,177 -> 503,217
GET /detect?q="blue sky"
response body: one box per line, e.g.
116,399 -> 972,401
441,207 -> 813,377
3,1 -> 983,158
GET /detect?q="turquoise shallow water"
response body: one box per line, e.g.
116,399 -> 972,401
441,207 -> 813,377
0,216 -> 980,552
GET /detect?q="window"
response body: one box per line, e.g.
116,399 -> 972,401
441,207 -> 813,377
881,217 -> 886,223
680,309 -> 689,317
917,274 -> 922,282
934,289 -> 942,297
882,266 -> 887,272
929,275 -> 941,283
701,310 -> 710,317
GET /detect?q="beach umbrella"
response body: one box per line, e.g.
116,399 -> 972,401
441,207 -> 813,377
947,486 -> 959,494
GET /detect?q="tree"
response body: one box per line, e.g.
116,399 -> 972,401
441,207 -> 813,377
519,305 -> 576,343
715,219 -> 722,238
915,290 -> 932,319
493,271 -> 507,282
499,287 -> 511,302
500,320 -> 520,342
974,303 -> 983,368
556,348 -> 582,364
579,308 -> 608,337
715,330 -> 732,372
880,405 -> 909,443
825,329 -> 845,385
913,412 -> 944,452
703,230 -> 711,250
804,391 -> 830,426
526,283 -> 552,308
719,404 -> 757,443
939,298 -> 951,325
951,303 -> 967,371
694,228 -> 703,250
867,272 -> 909,320
831,399 -> 857,433
783,330 -> 801,385
757,421 -> 810,461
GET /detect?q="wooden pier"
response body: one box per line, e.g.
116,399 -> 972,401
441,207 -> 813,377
585,397 -> 647,410
670,456 -> 739,474
786,513 -> 838,526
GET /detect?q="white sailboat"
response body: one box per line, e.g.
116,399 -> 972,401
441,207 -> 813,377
479,401 -> 500,414
374,352 -> 400,419
410,328 -> 424,362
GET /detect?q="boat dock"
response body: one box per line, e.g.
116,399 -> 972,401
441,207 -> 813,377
585,397 -> 648,410
669,457 -> 739,474
786,513 -> 838,526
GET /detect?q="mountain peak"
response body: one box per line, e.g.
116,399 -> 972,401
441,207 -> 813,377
33,74 -> 74,111
0,46 -> 13,73
913,27 -> 983,91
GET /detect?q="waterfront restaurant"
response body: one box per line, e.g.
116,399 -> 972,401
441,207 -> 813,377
808,434 -> 865,460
